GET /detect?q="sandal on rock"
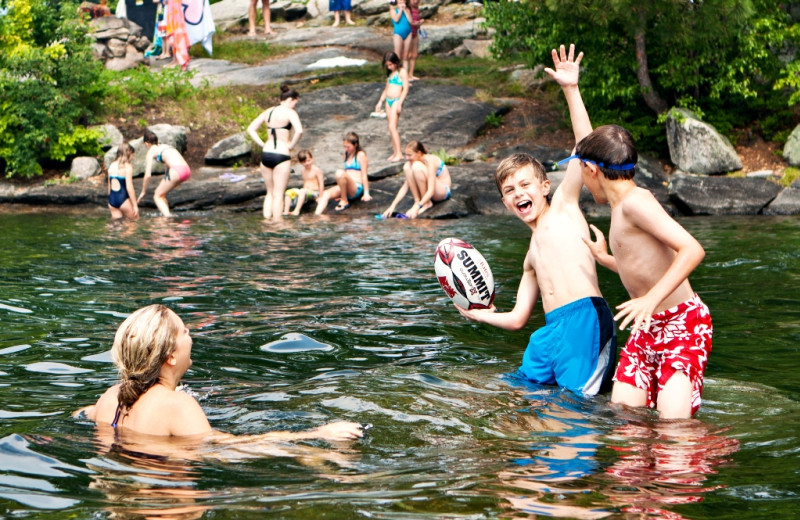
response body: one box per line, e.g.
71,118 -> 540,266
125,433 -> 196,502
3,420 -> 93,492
334,202 -> 350,212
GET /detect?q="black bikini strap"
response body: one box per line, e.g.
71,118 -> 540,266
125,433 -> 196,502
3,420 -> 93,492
111,402 -> 124,428
267,108 -> 278,148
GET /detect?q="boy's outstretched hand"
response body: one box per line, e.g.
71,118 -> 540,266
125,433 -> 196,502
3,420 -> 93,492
544,43 -> 583,88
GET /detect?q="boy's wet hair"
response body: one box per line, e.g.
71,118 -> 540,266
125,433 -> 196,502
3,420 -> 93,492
575,125 -> 638,180
297,149 -> 312,162
495,153 -> 549,196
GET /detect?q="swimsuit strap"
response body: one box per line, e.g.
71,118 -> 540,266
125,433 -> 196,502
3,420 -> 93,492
111,401 -> 125,428
344,152 -> 360,170
267,108 -> 277,148
266,108 -> 292,148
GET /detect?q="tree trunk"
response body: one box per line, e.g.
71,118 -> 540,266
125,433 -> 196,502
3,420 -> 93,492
634,9 -> 669,115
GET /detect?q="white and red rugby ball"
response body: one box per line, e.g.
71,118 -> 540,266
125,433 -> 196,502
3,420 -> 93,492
434,237 -> 495,310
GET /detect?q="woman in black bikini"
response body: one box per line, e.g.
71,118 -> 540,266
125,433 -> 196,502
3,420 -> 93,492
247,85 -> 304,221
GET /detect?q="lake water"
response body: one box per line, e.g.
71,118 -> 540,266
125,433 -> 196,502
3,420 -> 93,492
0,211 -> 798,519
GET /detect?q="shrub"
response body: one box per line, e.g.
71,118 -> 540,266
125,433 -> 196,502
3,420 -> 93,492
0,0 -> 108,177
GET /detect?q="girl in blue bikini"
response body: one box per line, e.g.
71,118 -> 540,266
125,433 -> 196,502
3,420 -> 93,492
375,51 -> 409,162
107,142 -> 139,220
315,132 -> 372,214
389,0 -> 412,70
381,140 -> 452,219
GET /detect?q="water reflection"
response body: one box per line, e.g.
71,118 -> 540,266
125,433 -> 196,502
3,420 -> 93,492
494,392 -> 740,520
603,418 -> 739,518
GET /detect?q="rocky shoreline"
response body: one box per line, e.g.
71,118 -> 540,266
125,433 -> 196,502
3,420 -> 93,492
3,0 -> 799,217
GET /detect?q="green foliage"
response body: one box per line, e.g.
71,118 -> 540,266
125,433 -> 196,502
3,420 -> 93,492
781,166 -> 800,187
0,0 -> 107,176
485,112 -> 504,128
48,126 -> 103,162
99,66 -> 197,115
433,148 -> 459,166
44,173 -> 79,186
484,0 -> 800,151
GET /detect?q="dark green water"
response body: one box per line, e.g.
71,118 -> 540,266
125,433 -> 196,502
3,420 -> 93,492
0,211 -> 798,519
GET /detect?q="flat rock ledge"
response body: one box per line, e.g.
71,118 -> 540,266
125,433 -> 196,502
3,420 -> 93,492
1,80 -> 795,217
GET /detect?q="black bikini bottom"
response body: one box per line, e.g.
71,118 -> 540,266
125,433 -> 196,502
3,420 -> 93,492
261,152 -> 291,169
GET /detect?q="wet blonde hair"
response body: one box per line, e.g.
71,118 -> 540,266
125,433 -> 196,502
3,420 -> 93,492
111,304 -> 180,409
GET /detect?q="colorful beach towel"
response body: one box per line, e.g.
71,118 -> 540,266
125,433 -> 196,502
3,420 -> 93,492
166,0 -> 191,69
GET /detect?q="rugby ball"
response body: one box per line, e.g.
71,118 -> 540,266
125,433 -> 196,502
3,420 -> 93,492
434,238 -> 495,310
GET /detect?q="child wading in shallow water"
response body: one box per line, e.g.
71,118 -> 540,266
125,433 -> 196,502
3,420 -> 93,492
107,142 -> 139,220
578,127 -> 712,419
140,129 -> 191,217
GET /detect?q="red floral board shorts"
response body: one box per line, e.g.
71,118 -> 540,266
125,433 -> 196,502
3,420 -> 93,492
613,294 -> 713,415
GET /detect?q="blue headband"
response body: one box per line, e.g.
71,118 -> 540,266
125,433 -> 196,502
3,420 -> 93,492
557,154 -> 636,171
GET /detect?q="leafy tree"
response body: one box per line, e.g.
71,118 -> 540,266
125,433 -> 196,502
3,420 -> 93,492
485,0 -> 800,151
0,0 -> 106,177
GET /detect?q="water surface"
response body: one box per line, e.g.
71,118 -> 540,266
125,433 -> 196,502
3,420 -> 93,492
0,211 -> 798,518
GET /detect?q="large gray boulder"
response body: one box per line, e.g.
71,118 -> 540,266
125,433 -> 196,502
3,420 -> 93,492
210,0 -> 251,30
783,124 -> 800,167
509,65 -> 547,91
764,186 -> 800,215
70,157 -> 102,180
669,173 -> 781,215
666,108 -> 742,174
89,16 -> 142,40
205,133 -> 252,165
91,124 -> 124,151
271,1 -> 308,21
293,83 -> 502,185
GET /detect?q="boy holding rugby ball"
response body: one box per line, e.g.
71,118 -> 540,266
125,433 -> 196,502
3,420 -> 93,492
457,44 -> 617,396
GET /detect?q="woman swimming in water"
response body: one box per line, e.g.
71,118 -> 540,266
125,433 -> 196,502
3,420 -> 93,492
76,304 -> 364,442
140,129 -> 192,217
382,140 -> 452,219
315,132 -> 372,214
375,51 -> 409,162
247,85 -> 304,221
107,142 -> 139,220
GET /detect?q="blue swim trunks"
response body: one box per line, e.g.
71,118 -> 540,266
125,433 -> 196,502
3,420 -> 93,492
519,296 -> 616,395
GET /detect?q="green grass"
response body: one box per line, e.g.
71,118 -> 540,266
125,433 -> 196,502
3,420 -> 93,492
412,56 -> 533,99
780,166 -> 800,187
189,38 -> 295,65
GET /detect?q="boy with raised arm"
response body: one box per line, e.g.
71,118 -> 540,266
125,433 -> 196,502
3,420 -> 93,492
576,126 -> 711,419
457,44 -> 616,396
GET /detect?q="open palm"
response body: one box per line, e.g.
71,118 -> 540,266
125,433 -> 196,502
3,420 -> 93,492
544,43 -> 583,88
